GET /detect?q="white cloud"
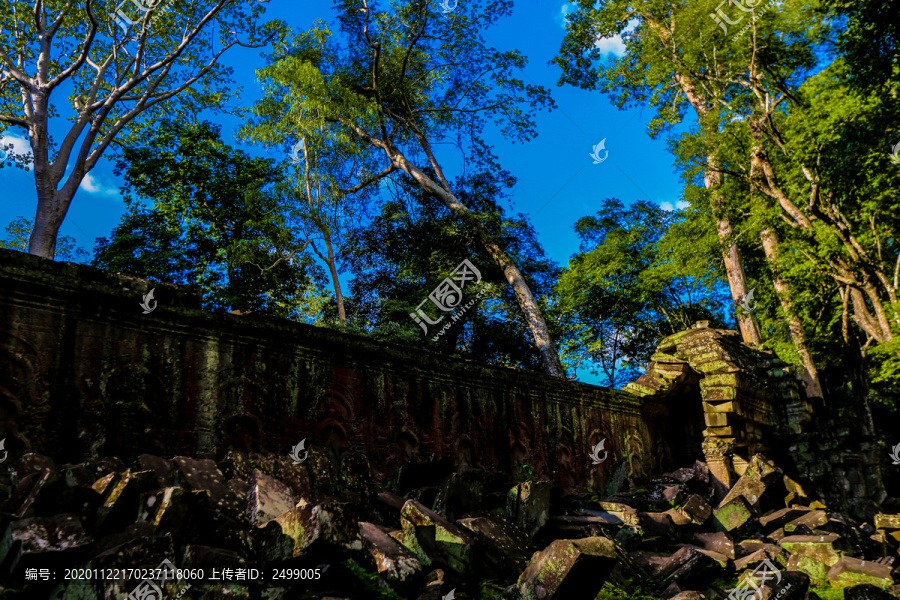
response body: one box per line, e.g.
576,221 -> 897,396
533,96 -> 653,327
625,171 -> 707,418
0,132 -> 33,165
79,172 -> 118,196
660,200 -> 690,212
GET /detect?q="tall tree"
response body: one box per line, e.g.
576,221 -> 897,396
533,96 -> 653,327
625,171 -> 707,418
555,0 -> 762,347
241,1 -> 567,377
555,198 -> 731,387
94,120 -> 325,316
344,168 -> 560,371
0,0 -> 283,259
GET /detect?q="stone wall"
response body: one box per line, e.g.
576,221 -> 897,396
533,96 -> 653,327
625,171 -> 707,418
0,249 -> 675,494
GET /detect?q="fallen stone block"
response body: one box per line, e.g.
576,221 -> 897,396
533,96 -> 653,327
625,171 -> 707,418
93,469 -> 158,533
266,499 -> 361,559
658,546 -> 724,589
516,536 -> 617,600
0,513 -> 91,572
826,557 -> 895,589
457,513 -> 532,577
759,507 -> 815,530
737,548 -> 784,571
784,510 -> 828,533
787,553 -> 831,585
597,502 -> 640,525
844,583 -> 899,600
358,521 -> 422,586
639,512 -> 677,537
247,469 -> 296,526
400,500 -> 475,574
507,480 -> 551,538
714,496 -> 754,532
779,534 -> 842,567
173,456 -> 243,517
137,454 -> 175,488
679,494 -> 713,525
755,570 -> 810,600
691,532 -> 735,559
718,454 -> 781,512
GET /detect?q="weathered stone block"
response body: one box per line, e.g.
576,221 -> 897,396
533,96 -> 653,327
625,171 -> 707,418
718,454 -> 781,511
714,496 -> 753,532
517,536 -> 617,600
787,553 -> 831,585
691,532 -> 735,559
779,534 -> 841,566
400,500 -> 475,574
844,583 -> 899,600
759,507 -> 814,530
679,494 -> 712,525
0,514 -> 91,572
358,521 -> 422,585
172,456 -> 242,517
247,469 -> 295,526
826,557 -> 894,589
457,514 -> 532,577
506,480 -> 551,538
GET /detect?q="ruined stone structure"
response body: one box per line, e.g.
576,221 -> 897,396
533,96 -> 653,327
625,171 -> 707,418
627,324 -> 885,514
0,249 -> 675,494
0,249 -> 885,510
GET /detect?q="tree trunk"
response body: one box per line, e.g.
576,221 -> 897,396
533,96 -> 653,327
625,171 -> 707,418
390,152 -> 566,377
324,236 -> 347,327
671,68 -> 761,346
760,227 -> 824,399
706,163 -> 763,346
28,155 -> 72,260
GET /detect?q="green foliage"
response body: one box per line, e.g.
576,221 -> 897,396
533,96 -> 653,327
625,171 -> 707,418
595,579 -> 664,600
342,169 -> 560,371
341,559 -> 406,600
93,120 -> 326,318
554,198 -> 730,387
1,217 -> 89,263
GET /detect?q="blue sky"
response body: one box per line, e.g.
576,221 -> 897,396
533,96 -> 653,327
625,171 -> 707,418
0,0 -> 686,266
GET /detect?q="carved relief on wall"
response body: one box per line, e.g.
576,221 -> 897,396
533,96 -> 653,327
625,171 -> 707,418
0,333 -> 44,454
555,426 -> 580,490
623,425 -> 647,479
102,365 -> 169,458
216,373 -> 269,454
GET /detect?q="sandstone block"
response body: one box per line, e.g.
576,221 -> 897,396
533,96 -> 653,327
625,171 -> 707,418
714,496 -> 753,532
517,536 -> 617,600
826,557 -> 895,589
457,513 -> 532,577
358,521 -> 422,585
247,469 -> 295,526
506,480 -> 551,538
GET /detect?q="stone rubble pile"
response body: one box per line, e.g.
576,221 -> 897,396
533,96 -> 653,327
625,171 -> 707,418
0,450 -> 898,600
